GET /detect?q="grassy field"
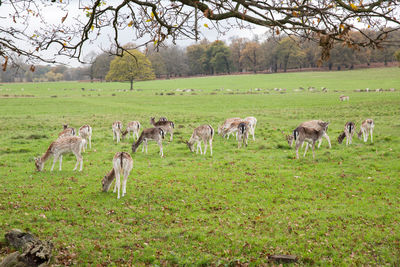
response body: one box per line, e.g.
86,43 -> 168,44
0,67 -> 400,265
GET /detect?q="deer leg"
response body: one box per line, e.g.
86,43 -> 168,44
145,140 -> 148,154
196,142 -> 199,154
51,155 -> 58,172
312,141 -> 316,159
89,135 -> 92,148
303,142 -> 309,157
115,171 -> 121,199
59,155 -> 63,171
323,133 -> 331,148
295,141 -> 302,159
364,130 -> 368,142
252,128 -> 255,141
113,130 -> 116,140
170,132 -> 173,142
73,152 -> 83,171
122,174 -> 128,197
203,141 -> 208,155
136,132 -> 139,140
209,139 -> 213,156
370,128 -> 373,142
158,140 -> 163,157
198,142 -> 203,154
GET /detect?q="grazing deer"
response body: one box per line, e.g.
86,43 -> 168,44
237,121 -> 250,148
357,119 -> 374,143
218,117 -> 241,139
78,124 -> 92,151
102,152 -> 133,199
112,121 -> 123,143
187,125 -> 214,155
339,95 -> 350,101
244,116 -> 257,141
337,122 -> 355,145
34,136 -> 85,172
150,117 -> 174,141
132,127 -> 165,157
287,120 -> 331,149
122,121 -> 141,140
58,124 -> 76,138
293,121 -> 329,159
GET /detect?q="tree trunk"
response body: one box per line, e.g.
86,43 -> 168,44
130,79 -> 133,90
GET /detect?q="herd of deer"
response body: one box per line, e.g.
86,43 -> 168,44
34,116 -> 374,198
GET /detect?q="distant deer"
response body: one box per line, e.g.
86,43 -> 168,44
102,152 -> 133,199
357,119 -> 375,143
34,136 -> 85,172
122,121 -> 141,141
287,120 -> 331,149
237,121 -> 250,148
293,121 -> 329,159
78,124 -> 92,151
244,116 -> 257,141
112,121 -> 123,143
339,95 -> 350,101
150,117 -> 174,141
337,122 -> 355,145
132,127 -> 165,157
58,124 -> 76,138
218,117 -> 241,139
187,124 -> 214,155
158,116 -> 168,122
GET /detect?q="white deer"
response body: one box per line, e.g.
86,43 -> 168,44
35,136 -> 85,172
102,152 -> 133,199
243,116 -> 257,141
357,119 -> 375,143
78,124 -> 92,151
122,121 -> 141,141
112,121 -> 123,143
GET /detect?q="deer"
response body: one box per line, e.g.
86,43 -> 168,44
218,117 -> 241,139
122,121 -> 141,141
237,121 -> 250,148
243,116 -> 257,141
150,117 -> 174,141
102,152 -> 133,199
186,124 -> 214,155
112,121 -> 123,143
34,136 -> 85,172
132,127 -> 165,157
158,116 -> 168,122
286,120 -> 331,149
339,95 -> 350,101
58,124 -> 76,139
357,119 -> 375,143
78,124 -> 92,151
337,122 -> 355,145
293,121 -> 329,159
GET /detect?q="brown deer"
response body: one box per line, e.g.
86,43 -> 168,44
58,124 -> 76,138
237,121 -> 250,148
357,119 -> 374,143
337,122 -> 355,145
112,121 -> 123,143
102,152 -> 133,199
243,116 -> 257,141
150,117 -> 174,141
78,124 -> 92,151
122,121 -> 141,141
339,95 -> 350,101
293,121 -> 329,159
187,125 -> 214,155
132,127 -> 165,157
34,136 -> 85,172
218,117 -> 241,139
287,120 -> 331,149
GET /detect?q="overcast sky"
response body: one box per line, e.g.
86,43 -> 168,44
1,0 -> 268,68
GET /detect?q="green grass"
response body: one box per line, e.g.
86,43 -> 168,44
0,67 -> 400,265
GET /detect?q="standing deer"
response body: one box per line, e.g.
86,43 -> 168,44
132,127 -> 165,157
122,121 -> 141,141
150,117 -> 174,141
78,124 -> 92,151
34,136 -> 85,172
237,121 -> 250,148
244,116 -> 257,141
337,122 -> 355,145
218,117 -> 241,139
357,119 -> 375,143
287,120 -> 331,149
102,152 -> 133,199
58,124 -> 76,138
112,121 -> 123,143
339,95 -> 350,101
187,124 -> 214,155
293,121 -> 329,159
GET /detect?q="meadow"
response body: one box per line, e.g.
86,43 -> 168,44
0,67 -> 400,266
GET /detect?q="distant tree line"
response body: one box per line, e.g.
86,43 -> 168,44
1,30 -> 399,83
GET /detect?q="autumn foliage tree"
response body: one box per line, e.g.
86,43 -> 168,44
105,50 -> 155,90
